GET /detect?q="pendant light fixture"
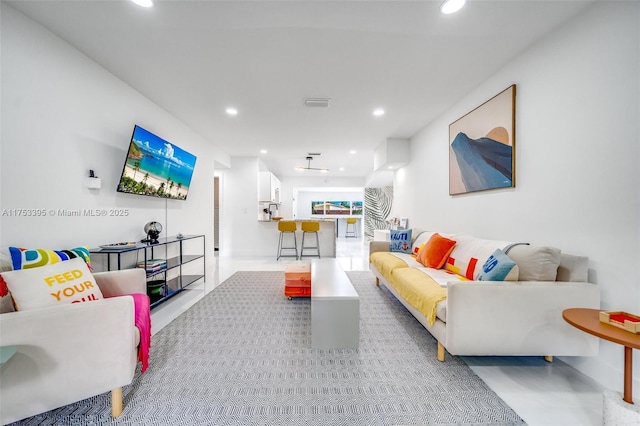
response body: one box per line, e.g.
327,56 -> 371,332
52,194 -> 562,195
296,156 -> 329,172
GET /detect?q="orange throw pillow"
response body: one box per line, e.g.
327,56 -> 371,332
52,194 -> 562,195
418,233 -> 457,269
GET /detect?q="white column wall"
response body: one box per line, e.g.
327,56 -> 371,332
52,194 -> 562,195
219,157 -> 260,256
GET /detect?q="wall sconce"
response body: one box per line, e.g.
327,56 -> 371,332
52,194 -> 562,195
87,169 -> 101,189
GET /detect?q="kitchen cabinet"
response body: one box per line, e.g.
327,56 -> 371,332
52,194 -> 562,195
258,171 -> 281,203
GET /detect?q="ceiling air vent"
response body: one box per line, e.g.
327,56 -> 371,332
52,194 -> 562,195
307,152 -> 322,156
304,98 -> 330,108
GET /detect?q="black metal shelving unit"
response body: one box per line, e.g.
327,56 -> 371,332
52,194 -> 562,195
90,235 -> 205,308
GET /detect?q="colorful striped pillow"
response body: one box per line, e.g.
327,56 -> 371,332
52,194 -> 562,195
443,234 -> 514,280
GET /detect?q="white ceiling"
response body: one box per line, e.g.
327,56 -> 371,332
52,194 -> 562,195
7,0 -> 595,179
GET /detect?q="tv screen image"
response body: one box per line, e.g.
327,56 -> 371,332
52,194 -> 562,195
117,125 -> 197,200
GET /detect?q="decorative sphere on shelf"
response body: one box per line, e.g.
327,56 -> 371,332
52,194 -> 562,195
143,221 -> 163,243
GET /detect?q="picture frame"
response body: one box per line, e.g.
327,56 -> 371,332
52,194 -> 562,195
449,84 -> 516,195
351,201 -> 363,215
311,201 -> 325,215
326,201 -> 351,215
312,200 -> 363,216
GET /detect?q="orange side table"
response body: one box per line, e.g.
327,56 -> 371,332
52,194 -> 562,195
284,263 -> 311,299
563,308 -> 640,404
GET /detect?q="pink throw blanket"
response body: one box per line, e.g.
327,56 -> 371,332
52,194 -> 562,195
131,293 -> 151,373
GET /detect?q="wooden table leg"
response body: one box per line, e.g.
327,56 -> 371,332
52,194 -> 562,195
624,346 -> 634,404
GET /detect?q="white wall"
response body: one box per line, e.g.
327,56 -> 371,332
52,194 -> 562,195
0,4 -> 227,270
394,1 -> 639,391
0,0 -> 3,244
219,162 -> 365,255
219,157 -> 260,256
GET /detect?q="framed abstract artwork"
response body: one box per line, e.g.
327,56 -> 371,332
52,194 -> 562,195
449,84 -> 516,195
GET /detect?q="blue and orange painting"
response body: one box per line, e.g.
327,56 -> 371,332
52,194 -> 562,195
118,125 -> 197,200
450,132 -> 512,194
449,84 -> 515,195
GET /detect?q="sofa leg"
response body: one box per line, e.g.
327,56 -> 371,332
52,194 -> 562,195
375,277 -> 379,286
111,387 -> 123,417
437,342 -> 445,362
544,355 -> 553,363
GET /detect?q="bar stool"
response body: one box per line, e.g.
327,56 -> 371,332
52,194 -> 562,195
277,220 -> 298,260
345,218 -> 358,238
300,221 -> 321,258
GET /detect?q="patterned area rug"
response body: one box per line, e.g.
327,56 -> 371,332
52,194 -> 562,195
12,271 -> 525,425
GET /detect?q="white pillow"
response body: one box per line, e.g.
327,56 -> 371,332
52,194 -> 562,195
0,257 -> 103,311
506,245 -> 561,281
556,254 -> 589,282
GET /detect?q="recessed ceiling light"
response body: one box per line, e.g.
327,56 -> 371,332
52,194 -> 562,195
349,150 -> 357,154
339,167 -> 345,171
441,0 -> 466,14
260,149 -> 267,154
373,108 -> 385,117
225,107 -> 238,116
131,0 -> 153,7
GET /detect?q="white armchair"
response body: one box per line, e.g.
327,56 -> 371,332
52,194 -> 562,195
0,268 -> 146,424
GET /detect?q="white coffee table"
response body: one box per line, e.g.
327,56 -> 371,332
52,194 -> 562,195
311,259 -> 360,349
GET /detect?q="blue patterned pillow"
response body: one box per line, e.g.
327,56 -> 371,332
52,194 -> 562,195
9,246 -> 91,271
390,229 -> 413,254
477,248 -> 519,281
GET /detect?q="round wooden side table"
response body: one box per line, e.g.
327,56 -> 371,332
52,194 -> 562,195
563,308 -> 640,404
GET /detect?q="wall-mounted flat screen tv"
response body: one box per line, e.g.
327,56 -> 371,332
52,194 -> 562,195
117,125 -> 197,200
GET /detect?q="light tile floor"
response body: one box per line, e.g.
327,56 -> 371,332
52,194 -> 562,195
151,236 -> 605,426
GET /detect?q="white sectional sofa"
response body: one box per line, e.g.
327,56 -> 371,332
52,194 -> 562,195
369,229 -> 600,361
